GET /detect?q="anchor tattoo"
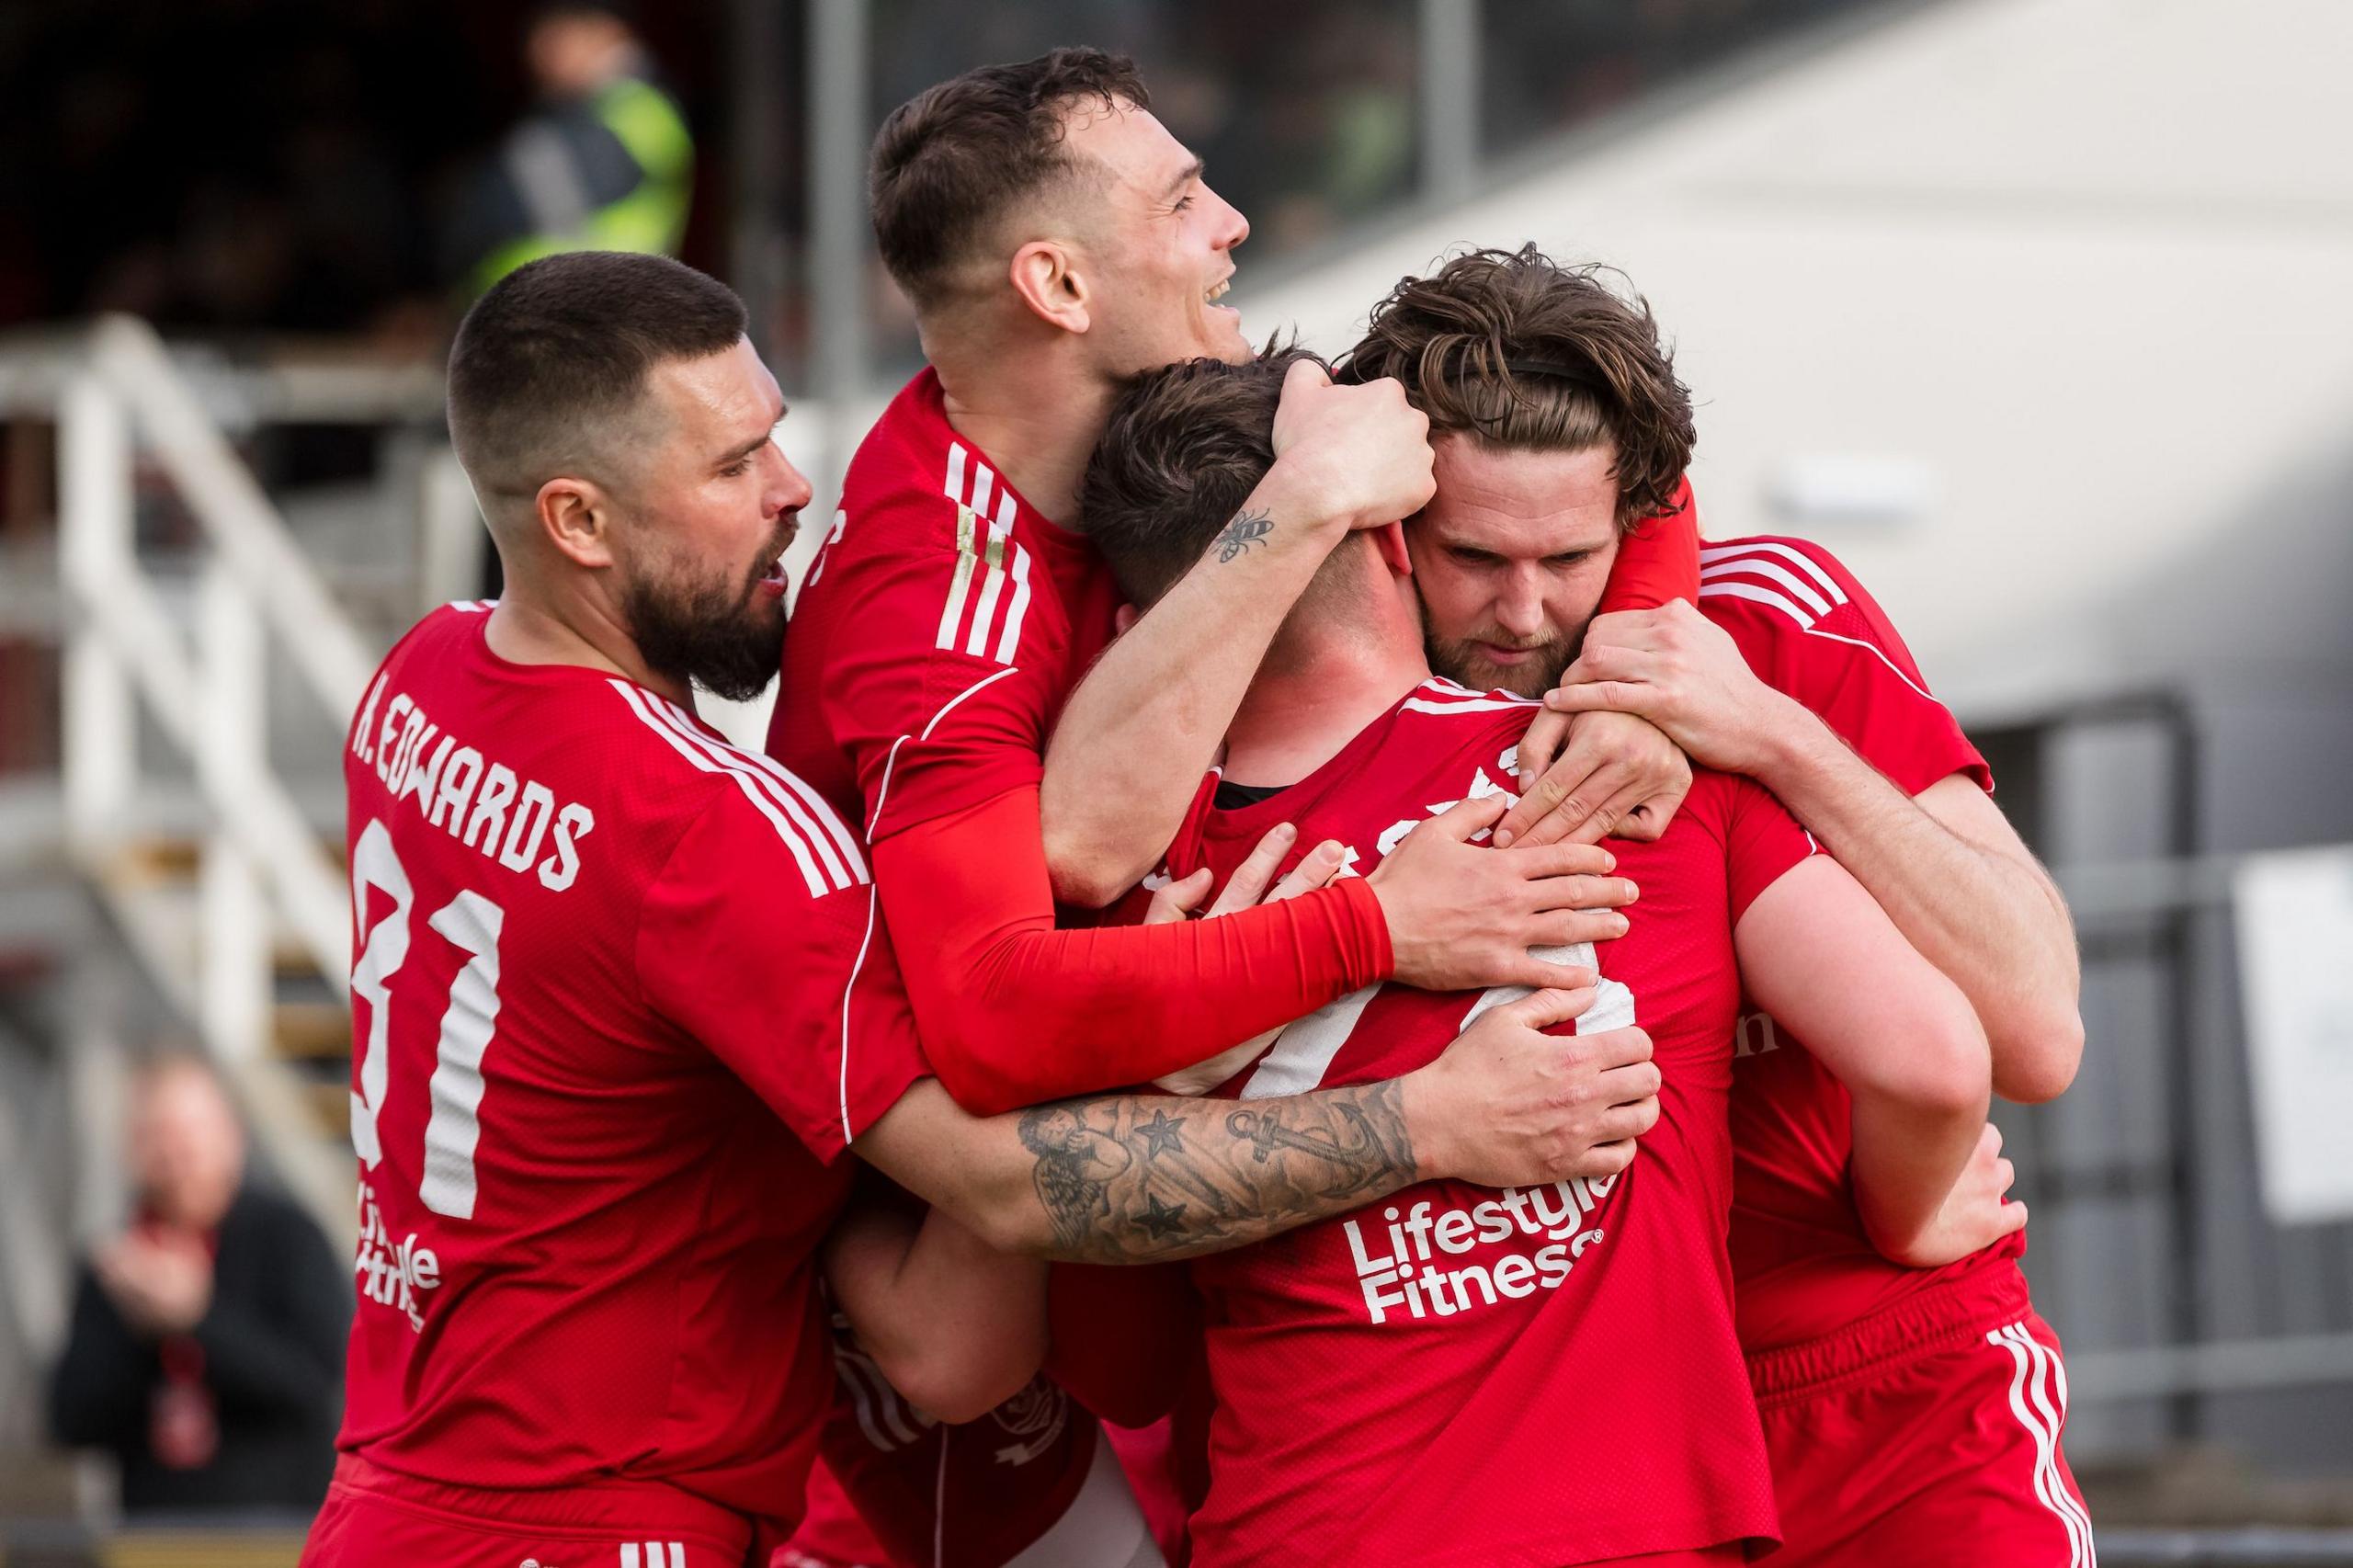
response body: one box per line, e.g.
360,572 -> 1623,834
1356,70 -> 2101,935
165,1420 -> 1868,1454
1227,1104 -> 1377,1166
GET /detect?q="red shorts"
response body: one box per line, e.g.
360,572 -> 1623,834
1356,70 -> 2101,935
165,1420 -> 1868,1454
302,1456 -> 759,1568
1748,1269 -> 2096,1568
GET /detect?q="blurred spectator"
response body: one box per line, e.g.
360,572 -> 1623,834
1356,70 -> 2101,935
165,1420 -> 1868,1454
47,1054 -> 347,1517
442,0 -> 695,296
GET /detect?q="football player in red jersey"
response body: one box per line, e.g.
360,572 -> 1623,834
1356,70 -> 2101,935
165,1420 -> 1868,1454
1066,345 -> 1994,1567
301,250 -> 1675,1568
1367,249 -> 2094,1566
770,49 -> 1698,1566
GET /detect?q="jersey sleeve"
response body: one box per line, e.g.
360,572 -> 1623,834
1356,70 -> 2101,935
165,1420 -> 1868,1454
636,795 -> 928,1162
874,788 -> 1393,1116
779,486 -> 1067,844
1719,773 -> 1822,921
1698,536 -> 1992,798
1597,475 -> 1700,612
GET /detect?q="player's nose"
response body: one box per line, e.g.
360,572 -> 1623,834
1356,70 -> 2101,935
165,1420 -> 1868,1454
1209,184 -> 1249,251
1495,576 -> 1547,640
767,443 -> 814,516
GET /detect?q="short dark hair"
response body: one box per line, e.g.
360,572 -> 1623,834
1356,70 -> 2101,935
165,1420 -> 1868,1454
1338,244 -> 1693,528
870,48 -> 1150,312
1081,346 -> 1320,608
446,251 -> 747,499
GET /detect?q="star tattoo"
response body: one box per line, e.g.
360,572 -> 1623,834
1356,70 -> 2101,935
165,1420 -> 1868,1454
1135,1109 -> 1188,1160
1137,1192 -> 1189,1241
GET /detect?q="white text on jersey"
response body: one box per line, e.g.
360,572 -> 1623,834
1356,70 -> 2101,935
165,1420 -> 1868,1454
1342,1178 -> 1613,1325
350,679 -> 596,892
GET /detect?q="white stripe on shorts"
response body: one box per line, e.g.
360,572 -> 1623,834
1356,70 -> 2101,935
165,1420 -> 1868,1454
1987,1321 -> 2097,1566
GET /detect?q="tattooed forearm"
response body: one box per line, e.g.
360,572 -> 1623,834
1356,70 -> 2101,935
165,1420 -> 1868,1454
1012,1082 -> 1415,1263
1211,506 -> 1274,562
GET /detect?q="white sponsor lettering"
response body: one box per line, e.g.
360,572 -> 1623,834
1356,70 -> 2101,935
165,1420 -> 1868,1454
1341,1180 -> 1614,1324
354,1182 -> 441,1332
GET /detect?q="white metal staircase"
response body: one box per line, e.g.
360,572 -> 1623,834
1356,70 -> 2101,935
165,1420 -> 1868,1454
12,315 -> 434,1245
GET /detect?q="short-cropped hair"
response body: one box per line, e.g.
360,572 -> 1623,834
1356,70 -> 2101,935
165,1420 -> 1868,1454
1339,244 -> 1693,528
870,48 -> 1150,312
446,251 -> 747,500
1082,346 -> 1320,608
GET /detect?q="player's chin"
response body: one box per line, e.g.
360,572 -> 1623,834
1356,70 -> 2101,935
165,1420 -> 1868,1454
1436,649 -> 1555,699
1202,308 -> 1252,365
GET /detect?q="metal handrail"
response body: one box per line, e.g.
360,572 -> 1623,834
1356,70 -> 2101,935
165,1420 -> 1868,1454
40,314 -> 381,1232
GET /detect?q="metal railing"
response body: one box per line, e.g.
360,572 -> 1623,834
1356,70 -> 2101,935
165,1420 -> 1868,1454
34,316 -> 387,1228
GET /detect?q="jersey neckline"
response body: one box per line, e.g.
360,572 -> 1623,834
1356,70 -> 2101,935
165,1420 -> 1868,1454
1207,676 -> 1505,835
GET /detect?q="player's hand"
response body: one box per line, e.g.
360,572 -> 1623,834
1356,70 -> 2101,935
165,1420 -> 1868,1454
1368,795 -> 1636,991
1404,988 -> 1661,1187
1145,824 -> 1351,1095
1880,1122 -> 2029,1268
1540,602 -> 1802,778
1266,359 -> 1436,534
1495,709 -> 1694,850
1142,824 -> 1350,925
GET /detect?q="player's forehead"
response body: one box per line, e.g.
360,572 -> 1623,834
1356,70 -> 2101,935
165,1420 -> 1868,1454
1062,100 -> 1195,201
643,336 -> 784,443
1422,438 -> 1620,555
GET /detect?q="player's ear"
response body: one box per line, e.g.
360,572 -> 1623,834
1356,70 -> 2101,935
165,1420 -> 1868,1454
1370,521 -> 1413,578
1113,603 -> 1141,636
1009,240 -> 1090,335
536,476 -> 617,570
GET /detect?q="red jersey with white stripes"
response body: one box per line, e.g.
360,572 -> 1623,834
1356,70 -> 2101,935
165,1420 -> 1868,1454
771,369 -> 1119,845
1159,679 -> 1811,1568
1698,536 -> 2024,1353
334,604 -> 926,1523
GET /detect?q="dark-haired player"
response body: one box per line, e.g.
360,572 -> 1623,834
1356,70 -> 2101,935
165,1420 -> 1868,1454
769,49 -> 1699,1565
1074,346 -> 1992,1567
301,250 -> 1665,1568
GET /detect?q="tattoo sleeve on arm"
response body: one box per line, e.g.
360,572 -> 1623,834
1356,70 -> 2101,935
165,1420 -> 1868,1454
1211,507 -> 1275,562
1013,1081 -> 1415,1263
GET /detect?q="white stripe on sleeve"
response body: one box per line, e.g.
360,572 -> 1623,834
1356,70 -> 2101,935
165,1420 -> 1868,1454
1699,554 -> 1835,617
1699,540 -> 1848,606
609,681 -> 828,897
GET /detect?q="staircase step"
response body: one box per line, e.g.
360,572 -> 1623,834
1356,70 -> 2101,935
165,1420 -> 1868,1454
303,1077 -> 352,1143
271,999 -> 350,1061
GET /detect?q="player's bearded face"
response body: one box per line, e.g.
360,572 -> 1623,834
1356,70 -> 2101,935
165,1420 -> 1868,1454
613,339 -> 810,703
1410,438 -> 1623,699
620,516 -> 794,703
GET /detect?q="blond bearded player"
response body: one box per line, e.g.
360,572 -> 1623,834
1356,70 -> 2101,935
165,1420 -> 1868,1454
1375,248 -> 2095,1567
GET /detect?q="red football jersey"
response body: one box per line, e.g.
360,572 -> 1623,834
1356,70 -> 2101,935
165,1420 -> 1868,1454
770,369 -> 1120,843
335,604 -> 926,1523
1160,678 -> 1811,1568
1699,536 -> 2023,1353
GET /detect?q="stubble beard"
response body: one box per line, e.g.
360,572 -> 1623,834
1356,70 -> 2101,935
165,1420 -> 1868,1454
1424,627 -> 1581,699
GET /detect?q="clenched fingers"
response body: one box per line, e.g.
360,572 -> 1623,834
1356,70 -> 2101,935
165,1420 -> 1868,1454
1573,1024 -> 1654,1072
1264,839 -> 1349,903
1492,983 -> 1599,1032
1143,868 -> 1214,925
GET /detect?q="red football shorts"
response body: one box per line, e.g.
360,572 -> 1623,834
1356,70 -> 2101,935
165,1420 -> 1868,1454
1749,1273 -> 2097,1568
302,1457 -> 757,1568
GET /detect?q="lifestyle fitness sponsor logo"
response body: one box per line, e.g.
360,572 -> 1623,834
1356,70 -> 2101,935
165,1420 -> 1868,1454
1342,1177 -> 1613,1325
355,1181 -> 440,1332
